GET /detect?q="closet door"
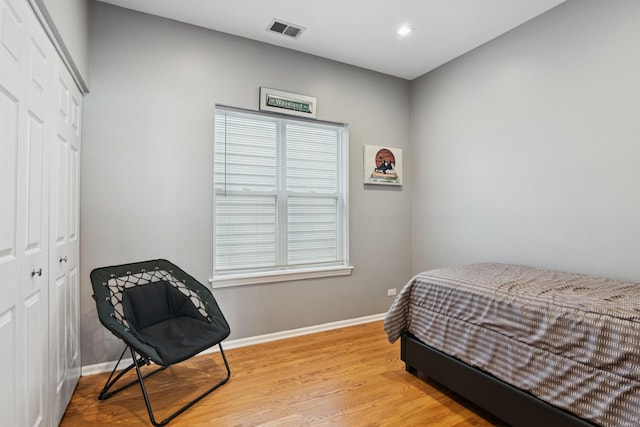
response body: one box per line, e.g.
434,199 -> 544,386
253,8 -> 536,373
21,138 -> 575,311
22,6 -> 54,427
48,51 -> 81,426
0,0 -> 26,424
1,0 -> 52,425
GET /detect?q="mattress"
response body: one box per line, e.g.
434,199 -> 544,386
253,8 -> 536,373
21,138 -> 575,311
384,263 -> 640,427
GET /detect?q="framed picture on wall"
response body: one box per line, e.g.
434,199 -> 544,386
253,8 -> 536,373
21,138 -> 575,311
363,145 -> 403,186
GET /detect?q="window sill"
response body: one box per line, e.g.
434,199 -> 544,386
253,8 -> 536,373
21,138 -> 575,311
209,265 -> 354,288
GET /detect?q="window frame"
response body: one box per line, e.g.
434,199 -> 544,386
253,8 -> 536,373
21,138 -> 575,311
211,105 -> 352,288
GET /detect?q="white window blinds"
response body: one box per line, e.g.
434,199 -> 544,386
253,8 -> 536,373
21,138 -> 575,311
214,106 -> 349,281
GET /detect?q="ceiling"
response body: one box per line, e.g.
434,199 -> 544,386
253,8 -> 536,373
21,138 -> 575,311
96,0 -> 566,80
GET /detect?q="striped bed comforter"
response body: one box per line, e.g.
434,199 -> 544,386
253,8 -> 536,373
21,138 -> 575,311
384,263 -> 640,427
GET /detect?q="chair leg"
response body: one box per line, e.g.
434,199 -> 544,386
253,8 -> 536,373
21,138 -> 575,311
99,346 -> 167,400
130,343 -> 231,426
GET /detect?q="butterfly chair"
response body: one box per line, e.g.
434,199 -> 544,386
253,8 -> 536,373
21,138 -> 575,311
90,259 -> 231,426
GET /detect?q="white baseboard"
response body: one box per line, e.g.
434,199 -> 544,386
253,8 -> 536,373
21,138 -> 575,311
81,313 -> 386,377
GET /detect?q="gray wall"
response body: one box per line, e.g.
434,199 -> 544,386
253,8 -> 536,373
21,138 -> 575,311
34,0 -> 90,89
81,3 -> 411,365
410,0 -> 640,281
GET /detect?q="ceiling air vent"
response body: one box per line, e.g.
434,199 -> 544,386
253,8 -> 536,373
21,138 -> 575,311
268,19 -> 305,39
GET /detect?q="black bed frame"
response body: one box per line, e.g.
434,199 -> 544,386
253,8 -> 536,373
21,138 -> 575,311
401,333 -> 597,427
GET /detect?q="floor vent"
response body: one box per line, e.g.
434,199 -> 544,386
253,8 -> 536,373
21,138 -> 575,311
268,19 -> 305,39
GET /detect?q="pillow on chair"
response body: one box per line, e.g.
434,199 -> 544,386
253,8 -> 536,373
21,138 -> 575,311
122,281 -> 227,365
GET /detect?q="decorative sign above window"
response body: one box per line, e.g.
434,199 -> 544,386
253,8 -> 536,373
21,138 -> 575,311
259,87 -> 317,118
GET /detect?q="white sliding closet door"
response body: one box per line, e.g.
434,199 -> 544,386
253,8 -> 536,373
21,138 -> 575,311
1,0 -> 55,425
48,50 -> 82,427
0,0 -> 27,423
22,6 -> 55,427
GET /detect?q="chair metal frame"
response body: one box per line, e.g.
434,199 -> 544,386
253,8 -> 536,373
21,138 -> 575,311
98,344 -> 230,426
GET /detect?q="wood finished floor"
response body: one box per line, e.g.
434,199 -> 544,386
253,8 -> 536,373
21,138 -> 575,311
60,321 -> 502,426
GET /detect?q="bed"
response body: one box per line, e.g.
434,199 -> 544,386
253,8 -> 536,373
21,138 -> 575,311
384,263 -> 640,427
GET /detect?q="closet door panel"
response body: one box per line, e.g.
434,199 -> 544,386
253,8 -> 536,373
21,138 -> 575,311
49,130 -> 69,427
50,71 -> 70,280
0,0 -> 26,424
0,84 -> 19,294
0,19 -> 20,313
22,17 -> 52,427
23,26 -> 51,283
23,109 -> 48,427
0,87 -> 20,414
49,55 -> 81,425
48,272 -> 66,424
0,0 -> 24,74
51,275 -> 66,387
25,290 -> 46,427
66,132 -> 81,384
0,310 -> 18,427
52,134 -> 68,249
24,114 -> 45,252
66,266 -> 80,386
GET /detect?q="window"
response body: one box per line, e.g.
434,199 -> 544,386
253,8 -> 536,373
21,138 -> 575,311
213,106 -> 351,286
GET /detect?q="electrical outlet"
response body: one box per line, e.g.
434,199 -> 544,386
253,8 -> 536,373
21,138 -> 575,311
387,288 -> 397,297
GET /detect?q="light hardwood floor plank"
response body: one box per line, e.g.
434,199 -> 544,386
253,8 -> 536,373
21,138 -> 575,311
60,321 -> 502,426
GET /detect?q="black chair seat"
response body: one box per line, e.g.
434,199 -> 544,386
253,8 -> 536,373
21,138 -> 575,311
137,316 -> 229,365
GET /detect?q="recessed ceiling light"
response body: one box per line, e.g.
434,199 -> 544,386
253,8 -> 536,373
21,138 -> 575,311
397,25 -> 412,37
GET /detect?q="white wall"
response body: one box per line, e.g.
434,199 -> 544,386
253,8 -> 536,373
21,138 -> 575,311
410,0 -> 640,281
81,2 -> 411,365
